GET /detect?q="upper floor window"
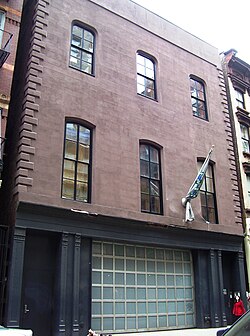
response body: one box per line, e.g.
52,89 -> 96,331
69,24 -> 95,75
235,90 -> 245,109
140,143 -> 162,214
190,77 -> 208,120
198,161 -> 218,223
0,11 -> 5,47
137,53 -> 156,100
62,122 -> 92,202
246,174 -> 250,201
240,123 -> 250,153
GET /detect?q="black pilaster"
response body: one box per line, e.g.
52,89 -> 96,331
217,250 -> 227,326
5,228 -> 26,327
209,249 -> 220,327
72,234 -> 81,336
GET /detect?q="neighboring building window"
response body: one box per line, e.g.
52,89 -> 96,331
235,89 -> 245,109
240,123 -> 250,153
69,24 -> 94,74
140,143 -> 162,214
190,77 -> 208,120
62,122 -> 92,202
246,175 -> 250,200
137,53 -> 156,99
0,11 -> 5,47
198,161 -> 218,223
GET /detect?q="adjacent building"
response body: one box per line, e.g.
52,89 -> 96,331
222,49 -> 250,293
0,1 -> 247,335
0,0 -> 24,322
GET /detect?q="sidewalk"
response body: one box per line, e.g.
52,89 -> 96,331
120,327 -> 226,336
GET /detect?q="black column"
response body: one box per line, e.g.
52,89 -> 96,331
209,249 -> 220,327
57,232 -> 69,335
72,234 -> 81,336
217,250 -> 227,326
5,228 -> 26,327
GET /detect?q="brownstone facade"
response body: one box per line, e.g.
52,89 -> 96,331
0,0 -> 247,335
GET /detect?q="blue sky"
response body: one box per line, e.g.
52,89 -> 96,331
132,0 -> 250,64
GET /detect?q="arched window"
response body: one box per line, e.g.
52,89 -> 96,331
190,76 -> 208,120
140,143 -> 162,214
137,53 -> 156,100
69,23 -> 95,75
62,122 -> 92,202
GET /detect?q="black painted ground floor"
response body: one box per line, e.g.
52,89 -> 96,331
3,203 -> 247,336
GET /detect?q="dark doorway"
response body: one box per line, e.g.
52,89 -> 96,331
21,231 -> 59,336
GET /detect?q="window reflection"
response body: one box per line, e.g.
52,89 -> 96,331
62,122 -> 91,202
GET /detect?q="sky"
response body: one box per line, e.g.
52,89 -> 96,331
132,0 -> 250,64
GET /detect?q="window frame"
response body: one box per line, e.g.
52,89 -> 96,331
61,121 -> 92,203
0,10 -> 6,47
140,142 -> 163,215
240,123 -> 250,154
136,52 -> 157,100
198,160 -> 218,223
189,76 -> 208,121
235,89 -> 245,110
69,22 -> 95,75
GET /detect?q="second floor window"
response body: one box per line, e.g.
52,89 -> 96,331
140,143 -> 162,214
190,77 -> 208,120
137,53 -> 156,100
70,24 -> 94,75
199,162 -> 218,223
240,123 -> 250,153
62,122 -> 92,202
235,90 -> 245,109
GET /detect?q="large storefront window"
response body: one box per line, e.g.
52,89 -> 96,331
92,242 -> 195,332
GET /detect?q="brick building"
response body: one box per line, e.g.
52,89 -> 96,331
0,0 -> 247,335
222,49 -> 250,292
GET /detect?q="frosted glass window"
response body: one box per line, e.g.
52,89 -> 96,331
92,242 -> 194,332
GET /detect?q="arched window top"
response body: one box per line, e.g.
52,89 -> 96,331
69,22 -> 96,75
62,121 -> 93,202
139,142 -> 163,215
136,52 -> 157,100
189,75 -> 208,121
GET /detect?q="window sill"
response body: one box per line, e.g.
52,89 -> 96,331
137,93 -> 158,102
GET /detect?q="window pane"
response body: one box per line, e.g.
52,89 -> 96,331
140,160 -> 149,177
62,179 -> 74,199
65,140 -> 77,159
72,25 -> 83,38
150,147 -> 159,163
63,159 -> 75,179
81,62 -> 92,74
150,196 -> 160,213
140,144 -> 149,160
84,30 -> 94,42
150,163 -> 159,179
66,123 -> 77,141
79,126 -> 90,144
141,177 -> 149,194
76,181 -> 88,201
78,144 -> 89,163
82,51 -> 92,63
141,193 -> 150,211
150,180 -> 160,196
72,35 -> 82,47
70,55 -> 81,69
77,163 -> 88,182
